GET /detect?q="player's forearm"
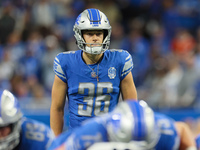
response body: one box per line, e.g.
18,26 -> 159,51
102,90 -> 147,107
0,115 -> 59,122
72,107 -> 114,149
50,108 -> 64,136
124,86 -> 137,100
121,84 -> 138,100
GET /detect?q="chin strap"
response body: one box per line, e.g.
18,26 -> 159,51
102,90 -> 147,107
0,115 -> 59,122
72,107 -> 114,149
85,45 -> 105,54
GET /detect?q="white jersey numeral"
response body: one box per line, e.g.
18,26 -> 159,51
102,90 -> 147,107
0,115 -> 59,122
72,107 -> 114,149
157,119 -> 174,135
78,82 -> 113,116
25,123 -> 45,141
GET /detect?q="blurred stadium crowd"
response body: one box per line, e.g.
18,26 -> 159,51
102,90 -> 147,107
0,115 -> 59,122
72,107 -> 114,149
0,0 -> 200,111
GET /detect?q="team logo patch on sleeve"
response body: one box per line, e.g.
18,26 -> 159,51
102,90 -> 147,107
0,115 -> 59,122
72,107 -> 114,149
108,67 -> 116,79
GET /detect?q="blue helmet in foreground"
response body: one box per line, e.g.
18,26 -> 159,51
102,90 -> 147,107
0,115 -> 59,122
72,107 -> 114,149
107,100 -> 160,149
0,90 -> 22,150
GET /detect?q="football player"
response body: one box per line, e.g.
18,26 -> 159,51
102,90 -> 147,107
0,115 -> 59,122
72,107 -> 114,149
0,89 -> 54,150
48,100 -> 196,150
50,8 -> 137,135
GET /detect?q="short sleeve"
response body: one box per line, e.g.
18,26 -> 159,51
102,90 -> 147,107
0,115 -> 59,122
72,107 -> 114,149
120,50 -> 133,80
53,53 -> 67,83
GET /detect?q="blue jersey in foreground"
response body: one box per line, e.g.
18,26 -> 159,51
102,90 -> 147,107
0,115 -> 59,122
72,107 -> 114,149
48,113 -> 180,150
16,117 -> 54,150
155,113 -> 180,150
48,116 -> 109,150
196,134 -> 200,149
53,49 -> 133,129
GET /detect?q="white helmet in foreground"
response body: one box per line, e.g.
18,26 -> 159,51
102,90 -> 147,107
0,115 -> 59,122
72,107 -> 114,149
106,100 -> 160,150
0,90 -> 22,150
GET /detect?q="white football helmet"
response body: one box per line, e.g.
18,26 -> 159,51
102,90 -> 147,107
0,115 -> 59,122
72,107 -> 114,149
73,8 -> 112,54
0,90 -> 22,150
106,100 -> 160,150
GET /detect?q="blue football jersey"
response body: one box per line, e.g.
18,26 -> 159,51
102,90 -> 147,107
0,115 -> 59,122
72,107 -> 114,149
17,117 -> 55,150
155,113 -> 180,150
196,134 -> 200,149
53,49 -> 133,129
48,116 -> 108,150
49,113 -> 181,150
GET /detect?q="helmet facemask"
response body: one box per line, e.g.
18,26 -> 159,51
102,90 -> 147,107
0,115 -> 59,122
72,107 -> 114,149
0,120 -> 21,150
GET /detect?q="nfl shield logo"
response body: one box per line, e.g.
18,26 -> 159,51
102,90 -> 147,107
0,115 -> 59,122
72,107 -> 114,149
108,67 -> 116,79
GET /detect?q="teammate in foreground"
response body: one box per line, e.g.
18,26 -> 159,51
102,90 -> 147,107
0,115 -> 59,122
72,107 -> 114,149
49,100 -> 196,150
196,134 -> 200,149
50,8 -> 137,135
0,89 -> 54,150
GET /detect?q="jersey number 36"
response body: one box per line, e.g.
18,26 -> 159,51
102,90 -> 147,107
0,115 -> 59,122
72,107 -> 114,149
78,82 -> 113,117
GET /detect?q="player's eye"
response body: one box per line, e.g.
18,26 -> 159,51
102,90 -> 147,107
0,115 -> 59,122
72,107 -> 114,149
88,33 -> 94,36
96,32 -> 103,36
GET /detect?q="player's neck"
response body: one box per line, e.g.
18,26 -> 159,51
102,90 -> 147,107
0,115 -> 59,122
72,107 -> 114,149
82,52 -> 103,65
